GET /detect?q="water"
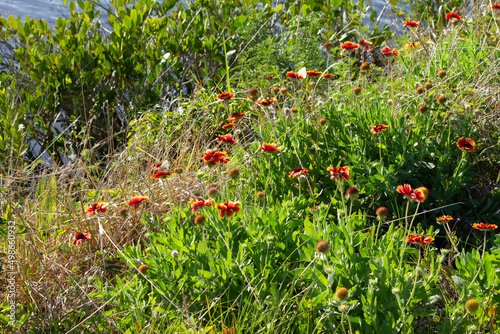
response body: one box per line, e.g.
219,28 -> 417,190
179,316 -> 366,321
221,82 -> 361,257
1,0 -> 391,28
0,0 -> 70,26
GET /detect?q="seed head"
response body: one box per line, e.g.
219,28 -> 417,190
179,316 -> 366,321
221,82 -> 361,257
345,186 -> 359,199
298,174 -> 308,184
291,107 -> 298,113
271,86 -> 280,95
437,69 -> 447,78
256,191 -> 265,198
318,118 -> 328,126
352,86 -> 362,95
249,88 -> 258,97
360,62 -> 370,71
418,104 -> 428,113
117,207 -> 129,218
309,82 -> 316,89
228,168 -> 240,179
423,81 -> 433,90
335,287 -> 349,301
315,240 -> 330,253
279,87 -> 288,95
171,250 -> 179,258
193,214 -> 206,226
416,86 -> 424,94
138,264 -> 149,274
207,187 -> 219,197
437,95 -> 447,104
465,299 -> 479,313
376,207 -> 389,221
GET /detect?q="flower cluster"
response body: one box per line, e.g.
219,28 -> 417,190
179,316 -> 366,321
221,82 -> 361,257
407,234 -> 434,246
396,184 -> 428,202
327,166 -> 351,181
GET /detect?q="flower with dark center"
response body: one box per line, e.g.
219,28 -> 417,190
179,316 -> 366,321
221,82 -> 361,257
370,124 -> 389,134
457,137 -> 475,151
72,232 -> 91,245
86,202 -> 108,215
217,92 -> 234,100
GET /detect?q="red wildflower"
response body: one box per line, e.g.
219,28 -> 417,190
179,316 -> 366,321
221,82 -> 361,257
217,134 -> 237,146
370,124 -> 389,133
127,196 -> 149,209
257,98 -> 277,106
203,150 -> 229,165
381,47 -> 399,56
327,166 -> 351,181
259,143 -> 281,153
472,223 -> 498,231
217,92 -> 234,100
403,20 -> 419,28
265,75 -> 274,80
457,137 -> 475,151
190,198 -> 214,213
231,112 -> 246,119
152,170 -> 171,179
216,201 -> 240,218
490,4 -> 500,9
72,232 -> 91,245
323,74 -> 336,79
323,42 -> 333,51
86,202 -> 108,215
286,71 -> 304,80
397,184 -> 428,202
436,215 -> 453,224
359,40 -> 372,51
407,234 -> 434,246
289,167 -> 308,179
341,41 -> 359,54
446,12 -> 461,21
222,123 -> 236,130
307,70 -> 322,77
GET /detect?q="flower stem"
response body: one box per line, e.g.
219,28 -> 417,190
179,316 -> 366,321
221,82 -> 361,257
467,232 -> 487,290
